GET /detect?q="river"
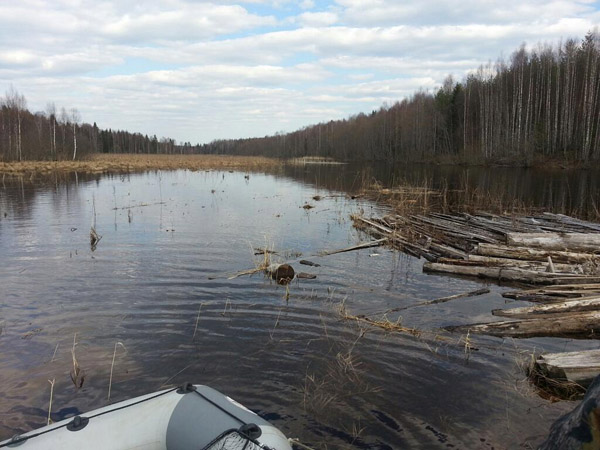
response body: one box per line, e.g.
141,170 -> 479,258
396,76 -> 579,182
1,163 -> 598,448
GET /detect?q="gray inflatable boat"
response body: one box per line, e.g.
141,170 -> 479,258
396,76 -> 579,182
0,383 -> 293,450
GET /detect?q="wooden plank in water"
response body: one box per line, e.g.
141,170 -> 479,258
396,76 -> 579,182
536,349 -> 600,387
506,232 -> 600,253
423,262 -> 600,285
477,243 -> 596,263
492,297 -> 600,318
446,311 -> 600,339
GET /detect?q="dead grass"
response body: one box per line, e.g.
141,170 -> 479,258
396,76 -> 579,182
526,355 -> 586,401
0,153 -> 284,176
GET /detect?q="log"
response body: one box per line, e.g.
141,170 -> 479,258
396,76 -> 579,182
542,212 -> 600,232
536,350 -> 600,388
378,288 -> 490,314
477,243 -> 596,263
466,254 -> 580,272
423,262 -> 600,285
506,232 -> 600,253
445,311 -> 600,339
502,284 -> 600,301
492,297 -> 600,318
319,238 -> 387,256
352,216 -> 393,234
428,242 -> 467,260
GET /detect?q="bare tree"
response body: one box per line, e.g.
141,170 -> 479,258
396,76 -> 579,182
4,86 -> 27,161
71,108 -> 81,160
46,102 -> 57,159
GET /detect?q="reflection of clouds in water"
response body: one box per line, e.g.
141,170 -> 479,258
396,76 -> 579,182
0,168 -> 590,448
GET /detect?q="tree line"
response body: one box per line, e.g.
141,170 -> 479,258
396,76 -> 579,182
203,30 -> 600,164
0,88 -> 198,161
2,30 -> 599,164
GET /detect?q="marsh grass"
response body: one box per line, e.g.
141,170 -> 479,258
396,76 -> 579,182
0,154 -> 285,176
47,378 -> 55,425
192,303 -> 203,340
525,354 -> 586,401
108,342 -> 127,402
70,334 -> 85,389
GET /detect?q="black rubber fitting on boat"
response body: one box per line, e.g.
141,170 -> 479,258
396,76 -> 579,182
67,415 -> 89,432
239,423 -> 262,440
176,382 -> 197,394
7,434 -> 28,447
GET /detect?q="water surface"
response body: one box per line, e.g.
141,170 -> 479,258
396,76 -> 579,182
0,166 -> 595,449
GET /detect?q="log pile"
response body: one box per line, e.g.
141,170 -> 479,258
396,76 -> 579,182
352,211 -> 600,393
352,212 -> 600,284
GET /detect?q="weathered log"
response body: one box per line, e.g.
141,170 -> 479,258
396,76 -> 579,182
539,373 -> 600,449
428,242 -> 467,259
378,288 -> 490,314
423,262 -> 600,285
319,238 -> 387,256
492,297 -> 600,318
466,254 -> 580,272
477,243 -> 596,263
446,311 -> 600,339
299,260 -> 320,267
536,350 -> 600,389
542,212 -> 600,232
506,232 -> 600,253
502,284 -> 600,301
352,216 -> 393,234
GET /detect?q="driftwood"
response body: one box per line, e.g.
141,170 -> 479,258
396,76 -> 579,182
502,284 -> 600,302
319,238 -> 387,256
423,262 -> 600,285
506,232 -> 600,253
379,288 -> 490,314
299,260 -> 320,267
466,254 -> 580,272
446,311 -> 600,339
492,297 -> 600,318
476,243 -> 596,263
536,350 -> 600,388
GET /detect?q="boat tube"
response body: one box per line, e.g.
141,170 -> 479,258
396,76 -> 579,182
0,383 -> 293,450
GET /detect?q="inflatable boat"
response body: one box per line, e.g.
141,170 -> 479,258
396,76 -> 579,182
0,383 -> 293,450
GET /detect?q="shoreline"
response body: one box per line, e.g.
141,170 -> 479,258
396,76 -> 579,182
0,154 -> 284,176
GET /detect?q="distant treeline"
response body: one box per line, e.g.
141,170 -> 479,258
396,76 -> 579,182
0,89 -> 199,161
2,31 -> 599,164
204,31 -> 600,164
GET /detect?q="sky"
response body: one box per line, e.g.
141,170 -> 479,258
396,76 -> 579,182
0,1 -> 599,144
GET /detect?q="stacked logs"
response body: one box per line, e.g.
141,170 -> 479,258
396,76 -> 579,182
352,211 -> 600,391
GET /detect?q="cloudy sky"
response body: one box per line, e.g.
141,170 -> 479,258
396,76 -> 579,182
0,1 -> 598,144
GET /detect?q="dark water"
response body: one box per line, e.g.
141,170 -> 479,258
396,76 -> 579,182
0,165 -> 598,449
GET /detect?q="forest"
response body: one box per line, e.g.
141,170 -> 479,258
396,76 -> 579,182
1,30 -> 599,165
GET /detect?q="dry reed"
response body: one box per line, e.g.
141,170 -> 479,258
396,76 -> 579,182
108,342 -> 127,402
47,378 -> 55,425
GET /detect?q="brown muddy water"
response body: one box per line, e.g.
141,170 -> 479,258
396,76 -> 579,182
1,164 -> 599,449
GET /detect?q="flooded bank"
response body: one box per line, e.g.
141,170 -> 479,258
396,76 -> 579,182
0,166 -> 598,448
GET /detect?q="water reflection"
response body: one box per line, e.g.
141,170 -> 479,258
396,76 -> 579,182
280,163 -> 600,219
0,167 -> 593,449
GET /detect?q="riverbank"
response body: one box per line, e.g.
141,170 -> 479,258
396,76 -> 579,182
0,154 -> 284,176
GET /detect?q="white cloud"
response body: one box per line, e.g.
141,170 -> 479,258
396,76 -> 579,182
0,0 -> 598,143
297,11 -> 338,26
